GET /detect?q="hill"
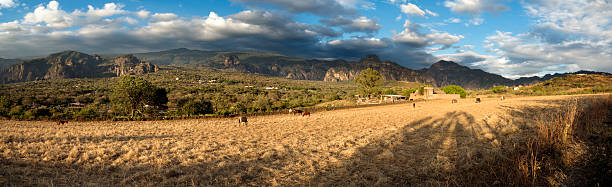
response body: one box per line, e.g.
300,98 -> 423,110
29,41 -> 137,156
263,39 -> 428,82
0,51 -> 157,84
0,58 -> 20,69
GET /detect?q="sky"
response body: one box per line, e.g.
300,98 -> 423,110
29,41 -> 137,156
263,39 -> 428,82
0,0 -> 610,79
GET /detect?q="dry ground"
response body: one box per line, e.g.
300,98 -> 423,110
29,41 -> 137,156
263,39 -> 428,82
0,95 -> 604,186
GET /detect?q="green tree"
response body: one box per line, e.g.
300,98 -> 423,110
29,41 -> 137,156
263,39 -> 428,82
111,76 -> 168,118
492,86 -> 507,94
440,85 -> 467,98
354,68 -> 383,98
178,100 -> 213,117
0,96 -> 11,116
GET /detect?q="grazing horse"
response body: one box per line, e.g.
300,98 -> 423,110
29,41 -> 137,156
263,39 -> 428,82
292,109 -> 303,115
476,98 -> 481,103
302,111 -> 311,117
452,99 -> 458,103
56,120 -> 67,125
238,116 -> 248,126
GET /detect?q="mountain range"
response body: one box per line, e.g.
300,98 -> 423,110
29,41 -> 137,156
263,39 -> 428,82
1,48 -> 609,89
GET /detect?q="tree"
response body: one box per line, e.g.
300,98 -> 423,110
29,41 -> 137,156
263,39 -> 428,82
492,86 -> 507,94
354,68 -> 383,98
111,76 -> 168,118
179,100 -> 213,117
440,85 -> 467,98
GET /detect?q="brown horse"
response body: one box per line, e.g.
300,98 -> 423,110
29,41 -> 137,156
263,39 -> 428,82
302,111 -> 311,117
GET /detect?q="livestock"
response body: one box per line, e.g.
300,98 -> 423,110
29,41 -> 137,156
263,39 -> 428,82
238,116 -> 248,126
288,108 -> 294,114
56,120 -> 67,125
302,111 -> 311,117
452,99 -> 458,103
413,103 -> 416,108
292,109 -> 303,115
500,96 -> 505,101
476,98 -> 481,103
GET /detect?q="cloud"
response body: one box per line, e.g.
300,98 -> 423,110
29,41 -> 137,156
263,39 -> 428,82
393,20 -> 463,49
0,0 -> 16,9
444,0 -> 509,15
23,1 -> 74,28
151,13 -> 178,21
230,0 -> 356,17
472,0 -> 612,77
321,16 -> 381,34
0,0 -> 445,71
425,9 -> 438,17
400,3 -> 425,16
135,10 -> 150,19
445,18 -> 462,23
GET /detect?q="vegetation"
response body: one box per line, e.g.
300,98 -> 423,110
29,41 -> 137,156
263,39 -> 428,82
440,85 -> 467,98
491,85 -> 507,93
111,76 -> 168,118
354,68 -> 383,98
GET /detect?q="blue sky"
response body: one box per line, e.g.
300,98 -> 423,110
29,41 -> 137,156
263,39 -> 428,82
0,0 -> 610,78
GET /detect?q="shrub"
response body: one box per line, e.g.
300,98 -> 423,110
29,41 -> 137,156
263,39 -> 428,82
382,89 -> 397,95
29,107 -> 52,119
74,107 -> 99,120
492,86 -> 507,94
440,85 -> 467,98
9,105 -> 25,118
179,100 -> 214,116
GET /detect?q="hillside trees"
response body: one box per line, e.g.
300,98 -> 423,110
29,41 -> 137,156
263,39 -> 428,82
441,85 -> 467,98
111,76 -> 168,118
355,68 -> 383,98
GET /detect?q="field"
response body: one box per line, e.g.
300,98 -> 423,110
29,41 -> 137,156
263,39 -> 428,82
1,94 -> 610,186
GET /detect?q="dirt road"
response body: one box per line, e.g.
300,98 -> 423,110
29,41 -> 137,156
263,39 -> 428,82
0,95 -> 598,186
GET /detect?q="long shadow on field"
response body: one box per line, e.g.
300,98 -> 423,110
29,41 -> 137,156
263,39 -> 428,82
309,111 -> 504,186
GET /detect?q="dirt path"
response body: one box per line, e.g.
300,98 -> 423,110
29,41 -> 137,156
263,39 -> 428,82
0,95 -> 599,186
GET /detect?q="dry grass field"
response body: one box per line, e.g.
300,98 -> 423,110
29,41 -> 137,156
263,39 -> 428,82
1,94 -> 610,186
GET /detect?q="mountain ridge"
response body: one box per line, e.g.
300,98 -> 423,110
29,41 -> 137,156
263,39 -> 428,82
2,48 -> 610,89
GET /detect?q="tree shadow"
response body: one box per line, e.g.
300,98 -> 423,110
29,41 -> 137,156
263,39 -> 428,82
308,111 -> 506,186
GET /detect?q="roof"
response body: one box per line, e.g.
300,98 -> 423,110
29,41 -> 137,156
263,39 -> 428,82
382,95 -> 405,97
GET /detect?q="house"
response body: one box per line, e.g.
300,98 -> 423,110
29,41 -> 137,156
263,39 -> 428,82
381,95 -> 407,102
409,87 -> 460,101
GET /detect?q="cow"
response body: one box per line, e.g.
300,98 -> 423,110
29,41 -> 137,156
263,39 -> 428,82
238,116 -> 248,126
500,96 -> 505,101
56,120 -> 67,125
292,109 -> 303,115
302,111 -> 311,117
476,98 -> 481,103
452,99 -> 458,103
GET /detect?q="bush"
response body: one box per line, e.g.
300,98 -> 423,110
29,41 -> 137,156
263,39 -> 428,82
492,86 -> 507,94
382,89 -> 397,95
28,107 -> 52,119
179,100 -> 214,116
74,107 -> 99,120
440,85 -> 467,98
9,105 -> 25,118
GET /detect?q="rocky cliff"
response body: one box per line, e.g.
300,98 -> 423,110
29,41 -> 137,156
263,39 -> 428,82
110,55 -> 158,76
1,51 -> 158,84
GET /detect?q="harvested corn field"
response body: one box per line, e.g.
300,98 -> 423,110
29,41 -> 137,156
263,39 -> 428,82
1,94 -> 610,186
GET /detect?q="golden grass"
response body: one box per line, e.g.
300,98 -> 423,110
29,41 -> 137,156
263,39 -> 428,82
0,94 -> 609,186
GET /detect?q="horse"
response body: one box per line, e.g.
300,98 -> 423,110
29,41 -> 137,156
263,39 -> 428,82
452,99 -> 458,103
302,111 -> 311,117
238,116 -> 248,126
292,109 -> 303,115
476,98 -> 481,103
56,120 -> 67,125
